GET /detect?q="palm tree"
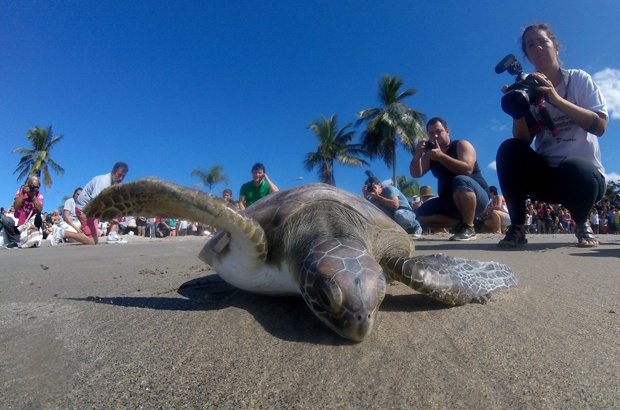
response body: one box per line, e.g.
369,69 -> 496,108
190,164 -> 230,194
396,174 -> 420,198
304,114 -> 368,186
12,125 -> 65,189
356,74 -> 426,188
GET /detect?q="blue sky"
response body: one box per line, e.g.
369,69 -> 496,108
2,1 -> 619,212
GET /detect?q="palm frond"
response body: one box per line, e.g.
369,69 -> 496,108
12,125 -> 64,188
304,114 -> 365,186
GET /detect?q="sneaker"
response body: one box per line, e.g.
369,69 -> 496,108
449,223 -> 477,241
50,226 -> 65,246
497,225 -> 528,248
407,226 -> 423,239
107,232 -> 128,244
4,242 -> 19,249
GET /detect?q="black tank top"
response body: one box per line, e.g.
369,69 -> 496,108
429,139 -> 490,198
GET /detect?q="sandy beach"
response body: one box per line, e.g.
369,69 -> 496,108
1,233 -> 618,409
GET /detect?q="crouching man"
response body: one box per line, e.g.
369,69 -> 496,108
362,174 -> 422,238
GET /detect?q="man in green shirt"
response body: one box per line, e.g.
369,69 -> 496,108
238,163 -> 279,211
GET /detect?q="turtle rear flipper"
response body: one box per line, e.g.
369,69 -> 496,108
384,254 -> 518,305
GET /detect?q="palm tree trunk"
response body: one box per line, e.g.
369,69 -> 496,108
392,145 -> 398,189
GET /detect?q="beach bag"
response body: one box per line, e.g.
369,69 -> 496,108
18,211 -> 43,248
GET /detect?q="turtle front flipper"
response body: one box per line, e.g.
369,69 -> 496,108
383,254 -> 517,305
83,178 -> 268,272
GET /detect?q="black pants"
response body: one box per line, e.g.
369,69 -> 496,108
1,213 -> 42,244
496,139 -> 605,225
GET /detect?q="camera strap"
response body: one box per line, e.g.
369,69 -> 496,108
558,68 -> 571,101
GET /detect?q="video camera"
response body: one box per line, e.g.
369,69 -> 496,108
495,54 -> 559,137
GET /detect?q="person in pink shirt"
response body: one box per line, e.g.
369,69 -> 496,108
2,176 -> 44,249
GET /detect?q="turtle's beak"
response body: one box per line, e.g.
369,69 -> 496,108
333,308 -> 378,342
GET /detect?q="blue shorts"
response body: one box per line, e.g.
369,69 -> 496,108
416,176 -> 489,220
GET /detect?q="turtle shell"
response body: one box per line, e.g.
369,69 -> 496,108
245,183 -> 415,270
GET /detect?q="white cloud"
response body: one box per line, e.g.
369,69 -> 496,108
488,161 -> 497,171
489,119 -> 509,133
593,68 -> 620,120
606,172 -> 620,182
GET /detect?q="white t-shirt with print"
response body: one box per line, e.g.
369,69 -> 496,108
532,69 -> 608,175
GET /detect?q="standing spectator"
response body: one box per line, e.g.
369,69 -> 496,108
544,207 -> 555,234
535,202 -> 545,234
98,220 -> 108,237
2,175 -> 43,249
51,162 -> 129,245
606,208 -> 617,235
124,216 -> 137,235
496,23 -> 608,248
136,216 -> 147,237
147,217 -> 158,238
178,220 -> 189,236
168,219 -> 177,237
600,210 -> 608,234
559,207 -> 572,233
238,163 -> 279,211
589,209 -> 600,234
118,217 -> 129,234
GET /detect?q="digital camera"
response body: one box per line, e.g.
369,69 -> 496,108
364,170 -> 377,193
495,54 -> 558,137
425,140 -> 436,151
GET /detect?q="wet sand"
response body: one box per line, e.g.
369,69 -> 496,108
1,233 -> 618,409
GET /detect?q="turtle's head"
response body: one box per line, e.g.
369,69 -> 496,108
300,238 -> 386,342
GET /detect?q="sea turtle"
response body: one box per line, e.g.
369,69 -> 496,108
84,178 -> 517,341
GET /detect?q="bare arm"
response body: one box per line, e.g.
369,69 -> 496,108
512,117 -> 535,143
63,209 -> 82,232
532,72 -> 608,137
264,174 -> 279,193
13,187 -> 43,213
427,140 -> 477,176
410,140 -> 432,178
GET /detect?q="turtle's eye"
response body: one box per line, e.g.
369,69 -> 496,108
318,283 -> 343,310
329,282 -> 343,307
318,289 -> 331,307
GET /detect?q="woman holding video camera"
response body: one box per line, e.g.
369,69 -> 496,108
496,22 -> 608,248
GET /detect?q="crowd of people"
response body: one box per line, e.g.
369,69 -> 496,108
1,162 -> 276,248
2,23 -> 612,251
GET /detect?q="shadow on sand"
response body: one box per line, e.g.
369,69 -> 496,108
67,274 -> 454,345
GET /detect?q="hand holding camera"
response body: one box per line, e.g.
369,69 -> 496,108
495,53 -> 558,137
363,170 -> 379,197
